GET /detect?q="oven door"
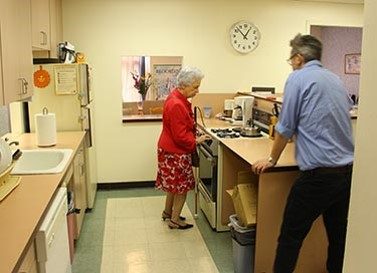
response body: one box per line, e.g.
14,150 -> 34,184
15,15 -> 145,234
197,145 -> 217,202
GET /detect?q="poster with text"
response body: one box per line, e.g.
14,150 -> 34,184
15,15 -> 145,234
153,64 -> 182,100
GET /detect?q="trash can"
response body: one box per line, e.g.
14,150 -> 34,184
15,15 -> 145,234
229,214 -> 256,273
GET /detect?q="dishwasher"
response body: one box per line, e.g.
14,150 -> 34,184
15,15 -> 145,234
35,187 -> 72,273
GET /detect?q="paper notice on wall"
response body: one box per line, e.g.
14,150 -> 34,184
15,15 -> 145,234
54,65 -> 78,95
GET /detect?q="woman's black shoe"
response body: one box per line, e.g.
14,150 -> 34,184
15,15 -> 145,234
168,220 -> 193,230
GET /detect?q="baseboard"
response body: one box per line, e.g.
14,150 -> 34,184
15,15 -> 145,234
97,181 -> 155,190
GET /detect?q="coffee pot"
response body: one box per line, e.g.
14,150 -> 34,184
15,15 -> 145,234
232,96 -> 255,127
232,105 -> 243,120
223,99 -> 234,118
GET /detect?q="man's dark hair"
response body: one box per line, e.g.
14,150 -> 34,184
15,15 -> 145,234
290,34 -> 322,62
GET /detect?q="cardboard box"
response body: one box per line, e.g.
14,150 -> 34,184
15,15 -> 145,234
228,171 -> 258,227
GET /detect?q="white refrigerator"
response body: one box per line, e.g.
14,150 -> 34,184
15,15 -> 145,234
29,63 -> 97,208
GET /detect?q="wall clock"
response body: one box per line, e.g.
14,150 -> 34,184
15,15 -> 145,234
229,20 -> 261,54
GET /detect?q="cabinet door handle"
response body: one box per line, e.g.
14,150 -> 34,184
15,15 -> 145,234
80,164 -> 85,176
40,31 -> 47,45
18,78 -> 28,94
48,233 -> 55,247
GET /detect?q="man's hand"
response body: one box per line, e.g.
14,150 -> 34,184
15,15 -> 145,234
252,158 -> 275,174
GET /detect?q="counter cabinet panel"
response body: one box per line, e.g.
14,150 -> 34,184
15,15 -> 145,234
256,172 -> 328,273
219,144 -> 328,273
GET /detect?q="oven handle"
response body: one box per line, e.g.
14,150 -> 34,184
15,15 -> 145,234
198,182 -> 212,203
198,145 -> 216,163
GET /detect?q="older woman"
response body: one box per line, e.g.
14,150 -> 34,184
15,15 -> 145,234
155,66 -> 210,229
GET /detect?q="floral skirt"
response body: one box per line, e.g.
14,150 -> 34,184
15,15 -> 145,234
155,148 -> 195,194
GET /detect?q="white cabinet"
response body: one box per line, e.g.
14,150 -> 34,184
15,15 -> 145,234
49,0 -> 63,58
0,0 -> 33,105
31,0 -> 50,50
68,143 -> 87,239
31,0 -> 63,58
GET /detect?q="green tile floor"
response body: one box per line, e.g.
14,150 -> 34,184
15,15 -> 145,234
72,187 -> 233,273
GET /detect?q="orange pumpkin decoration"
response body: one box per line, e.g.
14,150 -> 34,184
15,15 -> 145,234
34,65 -> 51,88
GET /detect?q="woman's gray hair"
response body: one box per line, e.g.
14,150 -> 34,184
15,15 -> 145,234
177,66 -> 204,88
290,33 -> 322,62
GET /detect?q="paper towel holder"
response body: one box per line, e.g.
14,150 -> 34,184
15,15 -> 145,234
35,107 -> 57,147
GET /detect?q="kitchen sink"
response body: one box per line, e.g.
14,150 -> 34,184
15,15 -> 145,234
11,149 -> 73,175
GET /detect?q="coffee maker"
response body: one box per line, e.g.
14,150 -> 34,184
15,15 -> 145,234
232,96 -> 255,127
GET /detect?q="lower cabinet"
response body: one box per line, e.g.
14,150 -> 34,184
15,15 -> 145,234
18,241 -> 37,273
67,143 -> 87,240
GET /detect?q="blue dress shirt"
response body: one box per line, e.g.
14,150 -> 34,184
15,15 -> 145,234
276,60 -> 354,170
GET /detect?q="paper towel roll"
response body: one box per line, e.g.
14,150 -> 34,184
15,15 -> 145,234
0,138 -> 12,174
35,111 -> 57,147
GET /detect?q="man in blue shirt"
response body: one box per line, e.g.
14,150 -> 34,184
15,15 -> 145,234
252,34 -> 354,273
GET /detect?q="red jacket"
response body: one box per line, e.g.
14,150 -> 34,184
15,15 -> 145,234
158,89 -> 196,154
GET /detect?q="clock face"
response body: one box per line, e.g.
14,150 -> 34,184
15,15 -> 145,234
230,21 -> 261,54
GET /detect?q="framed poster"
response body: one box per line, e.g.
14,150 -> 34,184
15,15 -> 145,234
153,64 -> 182,100
345,53 -> 361,75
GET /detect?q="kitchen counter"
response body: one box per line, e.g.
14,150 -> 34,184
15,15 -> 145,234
0,131 -> 86,273
199,118 -> 327,272
199,118 -> 296,168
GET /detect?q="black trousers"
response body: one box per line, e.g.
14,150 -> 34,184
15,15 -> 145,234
273,165 -> 353,273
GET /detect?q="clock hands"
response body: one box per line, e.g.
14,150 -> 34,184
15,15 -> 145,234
236,26 -> 251,40
244,27 -> 251,39
236,26 -> 247,39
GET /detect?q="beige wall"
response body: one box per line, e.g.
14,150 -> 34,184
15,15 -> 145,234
61,0 -> 362,182
343,0 -> 377,272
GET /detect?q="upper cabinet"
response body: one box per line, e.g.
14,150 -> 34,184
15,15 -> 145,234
31,0 -> 63,58
31,0 -> 51,50
0,0 -> 33,105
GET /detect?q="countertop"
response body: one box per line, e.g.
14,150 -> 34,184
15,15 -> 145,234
0,131 -> 86,273
199,118 -> 297,168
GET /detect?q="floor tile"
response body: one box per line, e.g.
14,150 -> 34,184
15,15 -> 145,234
151,258 -> 192,273
113,262 -> 152,273
114,227 -> 148,245
182,240 -> 212,258
148,241 -> 187,262
103,244 -> 151,265
72,188 -> 233,273
189,256 -> 219,273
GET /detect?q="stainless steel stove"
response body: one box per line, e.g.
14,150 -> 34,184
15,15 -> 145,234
196,125 -> 266,229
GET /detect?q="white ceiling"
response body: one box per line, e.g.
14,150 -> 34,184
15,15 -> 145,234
294,0 -> 363,4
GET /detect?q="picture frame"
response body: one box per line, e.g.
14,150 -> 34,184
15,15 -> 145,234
345,53 -> 361,75
121,55 -> 182,122
153,64 -> 182,100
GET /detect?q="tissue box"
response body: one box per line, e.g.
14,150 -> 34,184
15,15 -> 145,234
228,171 -> 258,227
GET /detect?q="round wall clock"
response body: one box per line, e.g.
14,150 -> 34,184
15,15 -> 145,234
229,20 -> 261,54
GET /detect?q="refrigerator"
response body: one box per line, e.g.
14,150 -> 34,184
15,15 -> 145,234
28,63 -> 97,208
